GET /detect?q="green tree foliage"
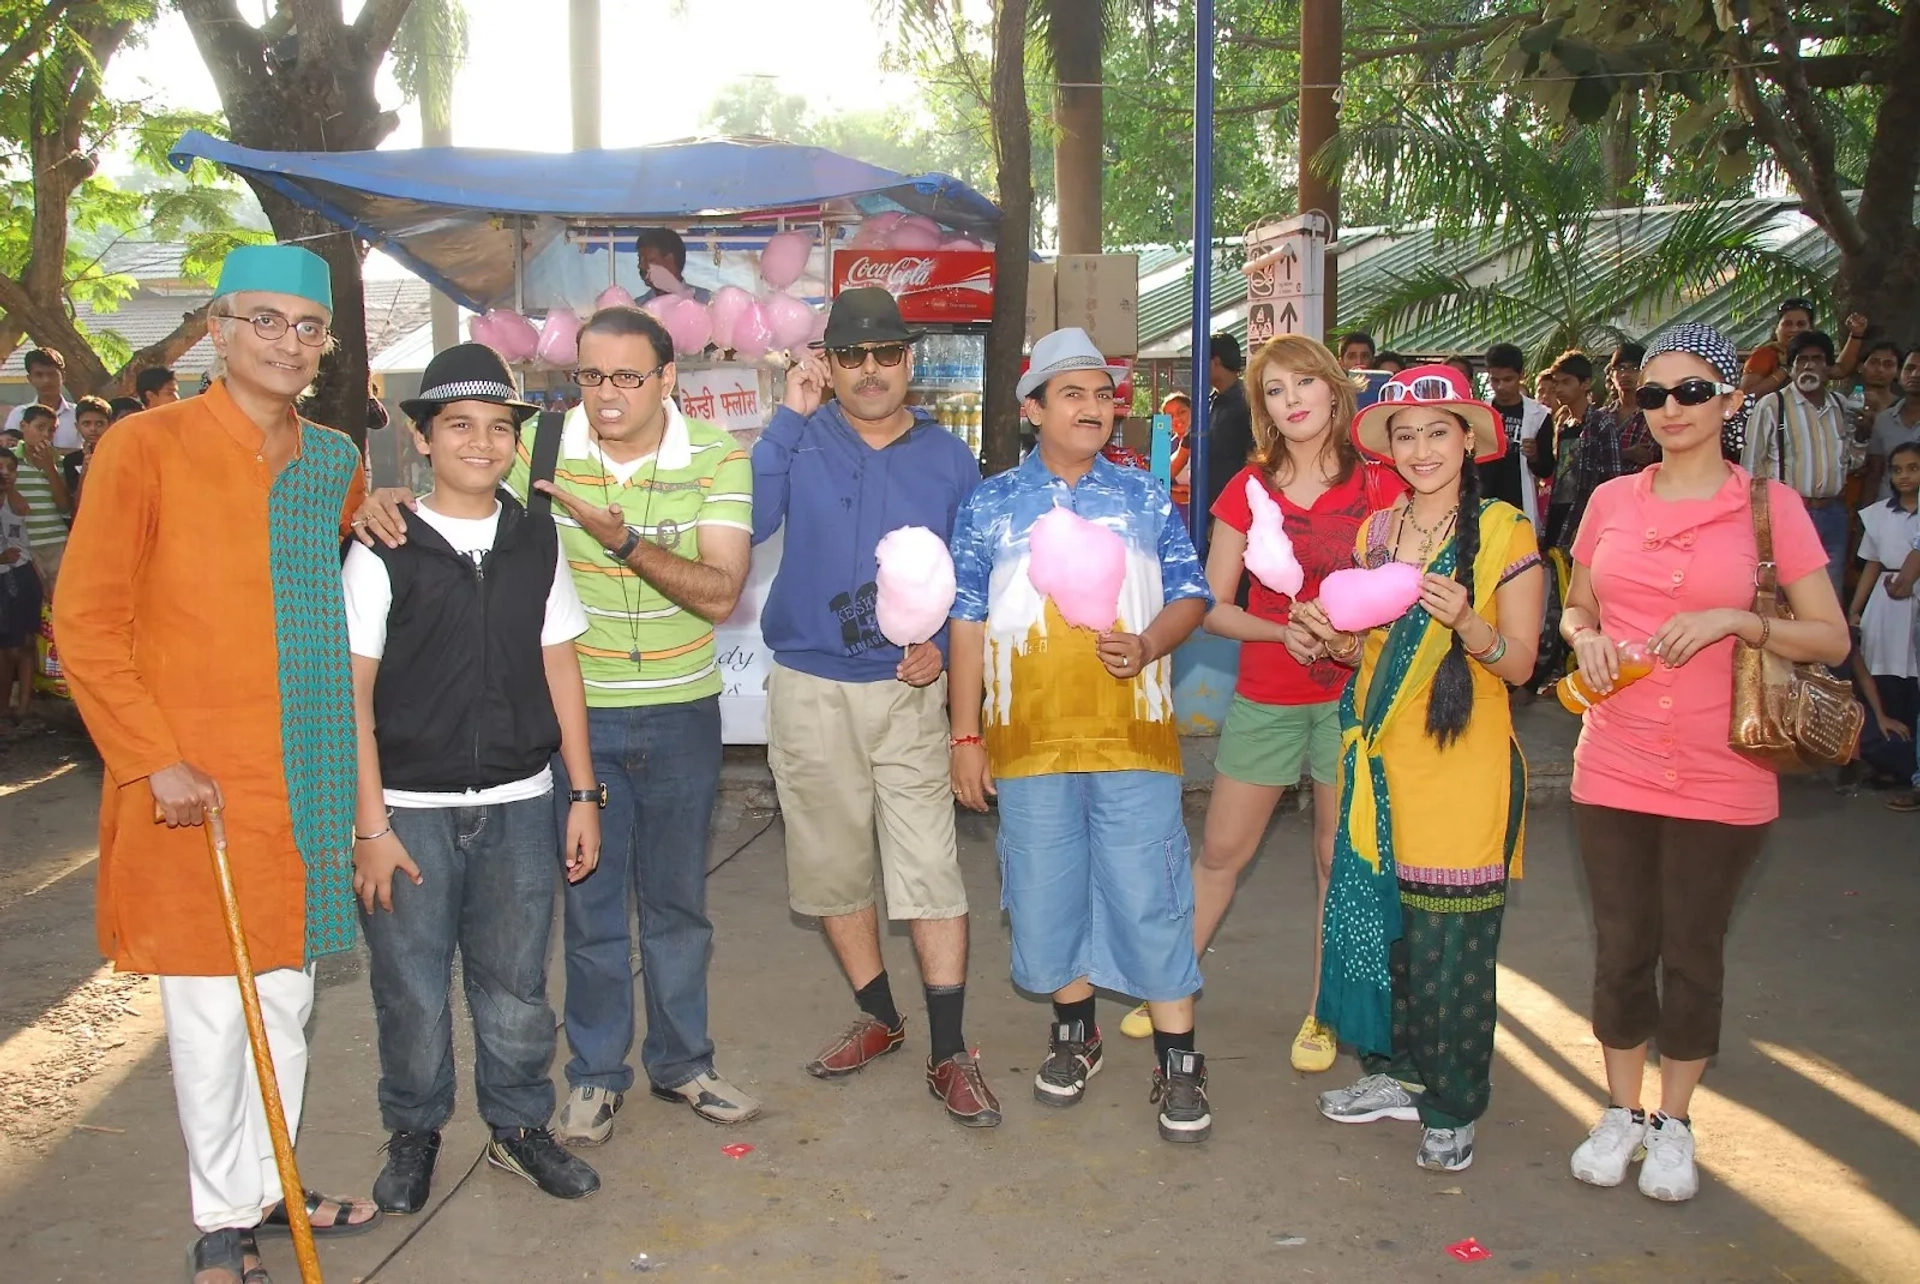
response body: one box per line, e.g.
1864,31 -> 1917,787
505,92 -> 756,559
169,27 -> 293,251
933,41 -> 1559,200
1489,0 -> 1920,334
0,1 -> 260,390
701,76 -> 995,188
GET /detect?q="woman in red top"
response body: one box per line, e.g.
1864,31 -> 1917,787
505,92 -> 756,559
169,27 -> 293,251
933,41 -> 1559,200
1116,335 -> 1403,1069
1560,323 -> 1847,1204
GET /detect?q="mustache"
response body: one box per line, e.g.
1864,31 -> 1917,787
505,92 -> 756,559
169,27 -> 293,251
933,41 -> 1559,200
1074,416 -> 1104,428
855,379 -> 886,394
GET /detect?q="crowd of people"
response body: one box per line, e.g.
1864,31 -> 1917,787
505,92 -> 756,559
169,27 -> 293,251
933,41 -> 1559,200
0,238 -> 1886,1282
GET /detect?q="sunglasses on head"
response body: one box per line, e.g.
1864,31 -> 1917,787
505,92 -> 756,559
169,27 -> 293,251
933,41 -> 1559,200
828,344 -> 909,370
1633,378 -> 1737,411
1377,375 -> 1458,404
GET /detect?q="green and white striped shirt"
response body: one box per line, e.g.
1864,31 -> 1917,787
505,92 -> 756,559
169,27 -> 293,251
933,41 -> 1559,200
504,403 -> 752,707
7,445 -> 67,553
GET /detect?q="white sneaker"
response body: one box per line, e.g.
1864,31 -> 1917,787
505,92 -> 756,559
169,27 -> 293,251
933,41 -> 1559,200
1571,1106 -> 1648,1187
1638,1114 -> 1699,1202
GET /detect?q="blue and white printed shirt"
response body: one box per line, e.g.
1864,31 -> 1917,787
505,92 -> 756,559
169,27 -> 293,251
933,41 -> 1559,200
951,449 -> 1212,778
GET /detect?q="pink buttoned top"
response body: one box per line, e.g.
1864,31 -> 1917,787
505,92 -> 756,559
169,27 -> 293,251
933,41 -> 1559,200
1570,464 -> 1827,825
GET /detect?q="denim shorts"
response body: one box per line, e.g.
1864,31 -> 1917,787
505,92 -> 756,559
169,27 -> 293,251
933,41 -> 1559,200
993,770 -> 1203,1003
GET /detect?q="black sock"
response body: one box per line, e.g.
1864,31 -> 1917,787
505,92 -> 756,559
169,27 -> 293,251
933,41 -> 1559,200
854,971 -> 900,1030
1052,995 -> 1096,1034
1152,1028 -> 1197,1066
925,983 -> 966,1064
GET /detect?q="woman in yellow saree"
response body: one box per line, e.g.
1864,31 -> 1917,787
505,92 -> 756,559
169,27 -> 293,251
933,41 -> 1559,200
1292,365 -> 1546,1174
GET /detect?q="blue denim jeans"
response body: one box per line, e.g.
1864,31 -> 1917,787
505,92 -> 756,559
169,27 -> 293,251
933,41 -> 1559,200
361,796 -> 559,1133
993,770 -> 1203,1002
559,696 -> 721,1093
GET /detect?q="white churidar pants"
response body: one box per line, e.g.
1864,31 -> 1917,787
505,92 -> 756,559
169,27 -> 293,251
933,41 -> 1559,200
159,966 -> 314,1232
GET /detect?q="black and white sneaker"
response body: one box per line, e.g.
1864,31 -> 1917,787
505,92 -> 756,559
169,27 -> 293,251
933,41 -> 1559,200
1033,1019 -> 1104,1106
1151,1048 -> 1212,1143
486,1127 -> 601,1200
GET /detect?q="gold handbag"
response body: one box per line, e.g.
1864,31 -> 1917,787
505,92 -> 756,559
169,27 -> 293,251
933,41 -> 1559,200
1728,478 -> 1864,772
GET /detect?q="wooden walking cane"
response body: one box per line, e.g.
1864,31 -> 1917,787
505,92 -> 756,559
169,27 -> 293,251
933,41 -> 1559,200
201,805 -> 324,1284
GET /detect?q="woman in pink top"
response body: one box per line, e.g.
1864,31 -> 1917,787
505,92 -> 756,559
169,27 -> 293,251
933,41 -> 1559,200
1559,323 -> 1848,1204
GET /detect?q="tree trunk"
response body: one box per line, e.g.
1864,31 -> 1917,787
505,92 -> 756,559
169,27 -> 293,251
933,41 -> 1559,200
985,0 -> 1033,477
1298,0 -> 1342,322
1838,0 -> 1920,338
1049,0 -> 1103,254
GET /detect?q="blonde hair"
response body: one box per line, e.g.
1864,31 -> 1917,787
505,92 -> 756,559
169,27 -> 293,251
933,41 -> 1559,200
1244,334 -> 1362,487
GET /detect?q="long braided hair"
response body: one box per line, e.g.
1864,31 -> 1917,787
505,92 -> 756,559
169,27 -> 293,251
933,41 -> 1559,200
1424,413 -> 1482,748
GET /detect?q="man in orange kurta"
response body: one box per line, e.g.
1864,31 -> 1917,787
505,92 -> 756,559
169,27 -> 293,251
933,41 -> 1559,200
55,244 -> 380,1283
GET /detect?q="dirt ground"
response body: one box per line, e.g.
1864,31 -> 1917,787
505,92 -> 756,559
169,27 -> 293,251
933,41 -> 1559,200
1,711 -> 1915,1283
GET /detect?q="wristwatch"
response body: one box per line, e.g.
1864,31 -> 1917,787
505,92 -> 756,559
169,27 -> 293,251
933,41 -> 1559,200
609,526 -> 642,561
567,785 -> 608,808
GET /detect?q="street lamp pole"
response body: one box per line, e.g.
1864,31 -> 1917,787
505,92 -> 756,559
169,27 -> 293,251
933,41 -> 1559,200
1189,0 -> 1215,557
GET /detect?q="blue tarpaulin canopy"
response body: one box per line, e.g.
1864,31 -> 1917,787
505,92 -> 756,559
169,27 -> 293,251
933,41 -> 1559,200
169,130 -> 1001,312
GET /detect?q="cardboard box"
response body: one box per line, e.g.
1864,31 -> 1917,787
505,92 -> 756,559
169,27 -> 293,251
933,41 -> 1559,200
1054,253 -> 1140,357
1025,261 -> 1056,343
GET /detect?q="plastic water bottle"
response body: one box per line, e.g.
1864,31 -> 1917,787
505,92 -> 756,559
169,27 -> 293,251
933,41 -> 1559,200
1557,639 -> 1656,714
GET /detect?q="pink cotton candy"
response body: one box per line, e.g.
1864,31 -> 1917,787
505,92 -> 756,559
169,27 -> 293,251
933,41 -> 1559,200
759,230 -> 812,290
1318,562 -> 1424,632
646,263 -> 690,297
534,310 -> 582,367
595,284 -> 635,310
1241,475 -> 1303,597
763,291 -> 816,352
1027,506 -> 1125,632
485,309 -> 539,363
874,525 -> 957,646
707,285 -> 754,351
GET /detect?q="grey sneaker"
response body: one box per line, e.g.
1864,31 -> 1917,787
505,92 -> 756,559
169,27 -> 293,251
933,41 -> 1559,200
649,1070 -> 763,1125
1417,1122 -> 1476,1171
1317,1072 -> 1421,1124
553,1086 -> 623,1147
1638,1114 -> 1699,1202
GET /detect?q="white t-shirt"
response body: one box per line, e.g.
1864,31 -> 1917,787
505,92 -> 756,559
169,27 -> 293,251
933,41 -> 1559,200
341,498 -> 589,808
0,495 -> 30,572
1855,499 -> 1920,677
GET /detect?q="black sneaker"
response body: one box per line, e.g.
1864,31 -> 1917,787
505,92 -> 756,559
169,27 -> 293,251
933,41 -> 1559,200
1033,1019 -> 1103,1107
372,1128 -> 442,1214
1150,1048 -> 1212,1143
486,1127 -> 602,1200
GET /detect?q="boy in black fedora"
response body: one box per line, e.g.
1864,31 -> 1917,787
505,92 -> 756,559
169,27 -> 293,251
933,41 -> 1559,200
343,342 -> 605,1208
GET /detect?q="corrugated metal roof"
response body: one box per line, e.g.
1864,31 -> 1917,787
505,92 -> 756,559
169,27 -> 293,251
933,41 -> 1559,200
1135,197 -> 1837,357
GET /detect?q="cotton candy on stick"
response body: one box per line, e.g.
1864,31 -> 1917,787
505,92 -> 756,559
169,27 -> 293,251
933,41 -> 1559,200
1317,562 -> 1425,632
874,526 -> 958,646
1027,506 -> 1126,631
1241,475 -> 1304,596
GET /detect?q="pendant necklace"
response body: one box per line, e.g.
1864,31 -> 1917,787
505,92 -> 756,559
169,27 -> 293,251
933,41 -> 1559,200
596,426 -> 664,668
1397,501 -> 1458,567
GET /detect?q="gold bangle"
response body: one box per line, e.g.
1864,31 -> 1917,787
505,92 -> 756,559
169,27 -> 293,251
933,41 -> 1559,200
1753,614 -> 1771,650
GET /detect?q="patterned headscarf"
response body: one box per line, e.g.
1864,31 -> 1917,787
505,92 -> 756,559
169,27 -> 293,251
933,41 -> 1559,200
1645,321 -> 1750,456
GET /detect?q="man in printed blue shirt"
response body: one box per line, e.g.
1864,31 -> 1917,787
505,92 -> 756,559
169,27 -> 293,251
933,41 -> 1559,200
946,327 -> 1215,1142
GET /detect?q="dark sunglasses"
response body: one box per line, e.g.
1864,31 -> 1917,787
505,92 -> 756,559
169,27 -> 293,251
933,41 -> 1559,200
1633,378 -> 1737,411
828,344 -> 909,370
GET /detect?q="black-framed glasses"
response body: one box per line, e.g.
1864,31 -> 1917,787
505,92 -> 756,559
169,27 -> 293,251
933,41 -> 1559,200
219,312 -> 329,347
1634,378 -> 1736,411
572,366 -> 665,389
828,344 -> 909,370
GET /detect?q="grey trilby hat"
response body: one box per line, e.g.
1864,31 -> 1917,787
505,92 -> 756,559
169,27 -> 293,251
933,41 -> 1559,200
1018,327 -> 1113,401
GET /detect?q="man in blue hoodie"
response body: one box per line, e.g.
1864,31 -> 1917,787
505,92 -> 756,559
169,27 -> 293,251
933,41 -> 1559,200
751,287 -> 997,1127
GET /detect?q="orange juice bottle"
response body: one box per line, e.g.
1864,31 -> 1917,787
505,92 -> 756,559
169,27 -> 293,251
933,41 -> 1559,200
1557,639 -> 1655,714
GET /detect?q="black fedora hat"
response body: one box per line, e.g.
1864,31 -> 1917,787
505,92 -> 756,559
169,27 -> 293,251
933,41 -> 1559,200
400,342 -> 540,425
811,286 -> 923,350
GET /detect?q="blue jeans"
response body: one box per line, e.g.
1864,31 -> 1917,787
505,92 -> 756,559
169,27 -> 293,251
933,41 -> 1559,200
993,770 -> 1203,1003
1807,499 -> 1849,599
560,697 -> 721,1093
362,796 -> 559,1133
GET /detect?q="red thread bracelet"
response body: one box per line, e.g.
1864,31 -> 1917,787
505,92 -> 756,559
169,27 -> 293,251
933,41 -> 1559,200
950,734 -> 983,747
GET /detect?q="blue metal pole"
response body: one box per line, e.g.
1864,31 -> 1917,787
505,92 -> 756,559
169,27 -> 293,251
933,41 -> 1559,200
1189,0 -> 1215,558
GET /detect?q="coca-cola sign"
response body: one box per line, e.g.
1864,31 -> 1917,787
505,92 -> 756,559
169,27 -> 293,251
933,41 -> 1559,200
831,249 -> 996,324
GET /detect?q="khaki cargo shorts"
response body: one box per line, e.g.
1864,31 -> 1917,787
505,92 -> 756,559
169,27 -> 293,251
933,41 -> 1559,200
765,663 -> 967,920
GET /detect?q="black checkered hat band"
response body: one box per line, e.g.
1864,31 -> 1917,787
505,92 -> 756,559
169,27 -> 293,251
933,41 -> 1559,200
417,379 -> 519,403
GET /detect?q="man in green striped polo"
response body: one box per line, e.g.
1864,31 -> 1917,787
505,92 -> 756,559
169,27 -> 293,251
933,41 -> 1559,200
12,403 -> 72,593
354,306 -> 758,1137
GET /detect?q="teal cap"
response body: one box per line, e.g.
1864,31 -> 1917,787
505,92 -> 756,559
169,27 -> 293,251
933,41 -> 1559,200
214,244 -> 333,312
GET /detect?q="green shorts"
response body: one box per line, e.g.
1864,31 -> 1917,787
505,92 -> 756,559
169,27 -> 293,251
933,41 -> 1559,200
1214,695 -> 1342,788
